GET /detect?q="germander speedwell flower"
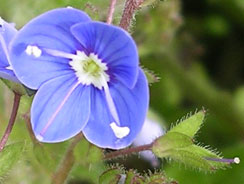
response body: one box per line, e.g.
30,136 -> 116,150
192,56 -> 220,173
0,17 -> 19,83
9,8 -> 149,149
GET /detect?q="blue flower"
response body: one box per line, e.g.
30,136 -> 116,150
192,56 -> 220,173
10,8 -> 149,149
0,17 -> 19,83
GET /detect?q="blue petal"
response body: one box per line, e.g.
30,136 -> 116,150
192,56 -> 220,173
0,19 -> 19,82
10,8 -> 91,89
31,74 -> 90,142
0,20 -> 17,47
82,69 -> 149,149
71,22 -> 139,88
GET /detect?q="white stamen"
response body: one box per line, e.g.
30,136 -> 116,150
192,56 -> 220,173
36,134 -> 44,141
234,157 -> 240,164
6,65 -> 13,70
44,48 -> 83,60
0,17 -> 4,26
66,6 -> 73,9
25,45 -> 42,57
102,75 -> 120,124
110,122 -> 130,139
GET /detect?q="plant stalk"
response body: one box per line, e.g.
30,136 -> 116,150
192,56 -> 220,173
107,0 -> 117,24
0,92 -> 21,151
51,133 -> 83,184
104,143 -> 153,160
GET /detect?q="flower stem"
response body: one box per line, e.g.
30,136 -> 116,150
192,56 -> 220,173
51,133 -> 83,184
0,92 -> 21,151
119,0 -> 144,30
104,143 -> 153,160
107,0 -> 117,24
22,112 -> 38,143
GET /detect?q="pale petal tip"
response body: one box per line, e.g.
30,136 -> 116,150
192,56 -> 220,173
6,65 -> 13,70
110,122 -> 130,139
36,134 -> 44,141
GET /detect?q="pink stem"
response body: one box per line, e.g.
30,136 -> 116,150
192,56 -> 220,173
107,0 -> 118,24
0,93 -> 21,151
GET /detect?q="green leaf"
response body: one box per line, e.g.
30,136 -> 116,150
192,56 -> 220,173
99,168 -> 122,184
74,139 -> 102,164
125,170 -> 145,184
169,111 -> 205,138
87,144 -> 103,163
0,142 -> 25,177
33,143 -> 56,173
146,173 -> 169,184
165,144 -> 227,171
142,67 -> 160,84
168,148 -> 212,171
152,132 -> 193,157
152,111 -> 228,172
0,79 -> 26,95
185,145 -> 227,170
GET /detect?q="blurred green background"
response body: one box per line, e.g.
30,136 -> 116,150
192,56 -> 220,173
0,0 -> 243,183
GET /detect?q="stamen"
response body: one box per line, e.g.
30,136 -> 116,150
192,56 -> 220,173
102,75 -> 120,124
110,122 -> 130,139
205,157 -> 240,164
25,45 -> 42,57
102,76 -> 130,139
66,6 -> 73,9
43,48 -> 84,60
38,81 -> 80,138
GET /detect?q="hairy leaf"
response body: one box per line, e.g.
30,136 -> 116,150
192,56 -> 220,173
0,142 -> 25,177
99,168 -> 121,184
169,111 -> 205,138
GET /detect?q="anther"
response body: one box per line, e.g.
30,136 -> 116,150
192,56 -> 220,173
25,45 -> 42,57
110,122 -> 130,139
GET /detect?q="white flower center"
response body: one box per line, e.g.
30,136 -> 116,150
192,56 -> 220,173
69,51 -> 109,89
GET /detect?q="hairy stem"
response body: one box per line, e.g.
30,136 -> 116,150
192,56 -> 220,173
23,112 -> 38,143
107,0 -> 117,24
51,133 -> 83,184
0,92 -> 21,151
119,0 -> 144,30
104,143 -> 153,160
